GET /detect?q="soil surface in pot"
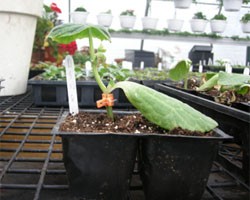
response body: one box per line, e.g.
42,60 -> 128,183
59,112 -> 214,136
174,78 -> 250,105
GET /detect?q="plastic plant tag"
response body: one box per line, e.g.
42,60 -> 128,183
189,65 -> 193,72
158,62 -> 162,71
122,61 -> 133,70
225,64 -> 232,74
198,60 -> 203,73
208,58 -> 213,66
85,61 -> 92,77
140,61 -> 144,70
243,68 -> 250,75
64,55 -> 79,116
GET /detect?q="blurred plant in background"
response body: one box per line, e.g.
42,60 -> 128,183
32,3 -> 77,65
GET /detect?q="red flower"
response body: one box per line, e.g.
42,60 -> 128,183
59,41 -> 78,55
50,3 -> 61,13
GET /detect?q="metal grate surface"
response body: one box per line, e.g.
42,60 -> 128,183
0,91 -> 249,200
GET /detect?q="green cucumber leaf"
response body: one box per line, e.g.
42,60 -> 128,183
218,71 -> 250,86
169,59 -> 191,81
114,81 -> 218,133
47,23 -> 111,44
197,73 -> 219,91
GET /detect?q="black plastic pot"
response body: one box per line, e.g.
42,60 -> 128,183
28,69 -> 45,79
140,129 -> 231,200
52,111 -> 139,200
155,83 -> 250,183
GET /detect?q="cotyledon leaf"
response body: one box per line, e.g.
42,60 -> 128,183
197,73 -> 219,92
113,81 -> 218,133
47,23 -> 111,44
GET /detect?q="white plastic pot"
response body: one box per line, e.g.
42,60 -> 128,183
0,0 -> 43,96
174,0 -> 192,9
71,11 -> 89,24
167,19 -> 184,32
241,21 -> 250,33
223,0 -> 242,12
210,20 -> 227,33
119,16 -> 136,29
141,17 -> 158,30
97,13 -> 113,27
190,19 -> 208,33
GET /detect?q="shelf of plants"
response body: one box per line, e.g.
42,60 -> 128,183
110,31 -> 250,46
0,90 -> 249,200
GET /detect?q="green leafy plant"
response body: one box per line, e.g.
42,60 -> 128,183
212,14 -> 227,20
41,64 -> 85,80
193,12 -> 207,20
197,71 -> 250,104
33,4 -> 61,52
72,51 -> 90,66
48,23 -> 218,133
133,68 -> 169,81
74,7 -> 87,12
30,61 -> 54,70
241,12 -> 250,23
120,9 -> 135,16
98,64 -> 134,82
168,60 -> 192,89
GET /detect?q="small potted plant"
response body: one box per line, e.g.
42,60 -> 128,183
174,0 -> 192,9
223,0 -> 242,11
70,6 -> 89,24
210,13 -> 227,33
241,12 -> 250,33
119,9 -> 136,29
141,16 -> 158,30
190,11 -> 208,33
167,16 -> 184,32
48,24 -> 231,199
96,9 -> 113,28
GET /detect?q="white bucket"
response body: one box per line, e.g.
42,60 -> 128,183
0,0 -> 43,96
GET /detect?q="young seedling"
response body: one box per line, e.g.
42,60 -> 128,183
48,24 -> 218,133
168,59 -> 192,89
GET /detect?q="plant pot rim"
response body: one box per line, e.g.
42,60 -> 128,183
28,76 -> 101,85
190,19 -> 208,22
141,16 -> 158,20
120,15 -> 136,18
168,19 -> 184,22
52,110 -> 142,137
0,0 -> 43,17
52,110 -> 232,140
97,13 -> 113,16
71,11 -> 89,14
210,19 -> 227,23
156,83 -> 250,122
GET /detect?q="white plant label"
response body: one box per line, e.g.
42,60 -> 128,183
65,55 -> 79,116
225,64 -> 232,74
189,65 -> 193,72
198,61 -> 203,73
243,67 -> 250,75
122,61 -> 133,70
158,62 -> 162,71
85,61 -> 92,77
140,61 -> 144,70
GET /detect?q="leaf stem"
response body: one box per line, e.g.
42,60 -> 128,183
184,77 -> 188,90
88,29 -> 114,120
